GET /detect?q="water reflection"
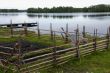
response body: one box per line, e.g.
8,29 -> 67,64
85,14 -> 110,20
0,13 -> 18,16
52,15 -> 73,19
87,14 -> 110,17
27,14 -> 43,18
83,13 -> 110,20
27,14 -> 76,19
27,13 -> 110,19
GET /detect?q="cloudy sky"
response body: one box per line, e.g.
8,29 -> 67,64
0,0 -> 110,9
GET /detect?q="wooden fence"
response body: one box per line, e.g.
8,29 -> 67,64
19,39 -> 109,73
0,25 -> 110,73
0,35 -> 109,73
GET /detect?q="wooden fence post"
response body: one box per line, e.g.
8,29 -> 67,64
52,31 -> 57,66
24,22 -> 28,36
61,32 -> 65,40
50,23 -> 53,40
106,28 -> 109,50
14,42 -> 22,72
37,23 -> 40,38
10,20 -> 13,37
108,26 -> 110,37
75,25 -> 80,59
65,24 -> 68,43
82,25 -> 86,38
93,29 -> 97,51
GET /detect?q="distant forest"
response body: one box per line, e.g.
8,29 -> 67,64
27,4 -> 110,13
0,9 -> 19,12
0,4 -> 110,13
0,9 -> 25,12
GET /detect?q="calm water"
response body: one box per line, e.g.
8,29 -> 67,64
0,12 -> 110,35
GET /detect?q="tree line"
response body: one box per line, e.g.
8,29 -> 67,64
0,9 -> 19,12
27,4 -> 110,13
0,9 -> 26,12
0,4 -> 110,13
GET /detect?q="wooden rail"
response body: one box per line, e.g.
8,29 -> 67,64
19,38 -> 109,72
0,38 -> 109,73
0,46 -> 13,50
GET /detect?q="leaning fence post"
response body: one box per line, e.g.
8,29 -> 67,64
82,25 -> 86,38
50,23 -> 53,40
65,24 -> 68,43
75,25 -> 80,59
10,20 -> 13,37
37,23 -> 40,38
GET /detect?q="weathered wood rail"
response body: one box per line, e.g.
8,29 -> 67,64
0,46 -> 14,59
0,38 -> 109,73
20,39 -> 109,73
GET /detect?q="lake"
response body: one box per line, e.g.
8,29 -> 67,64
0,12 -> 110,36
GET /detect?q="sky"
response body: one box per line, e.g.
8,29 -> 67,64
0,0 -> 110,9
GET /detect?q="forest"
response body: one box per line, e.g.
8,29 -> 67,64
0,9 -> 20,12
27,4 -> 110,13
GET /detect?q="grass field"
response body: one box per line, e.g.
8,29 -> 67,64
39,50 -> 110,73
0,27 -> 65,47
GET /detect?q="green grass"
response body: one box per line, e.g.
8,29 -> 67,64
0,65 -> 14,73
22,34 -> 65,47
0,27 -> 65,46
39,50 -> 110,73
